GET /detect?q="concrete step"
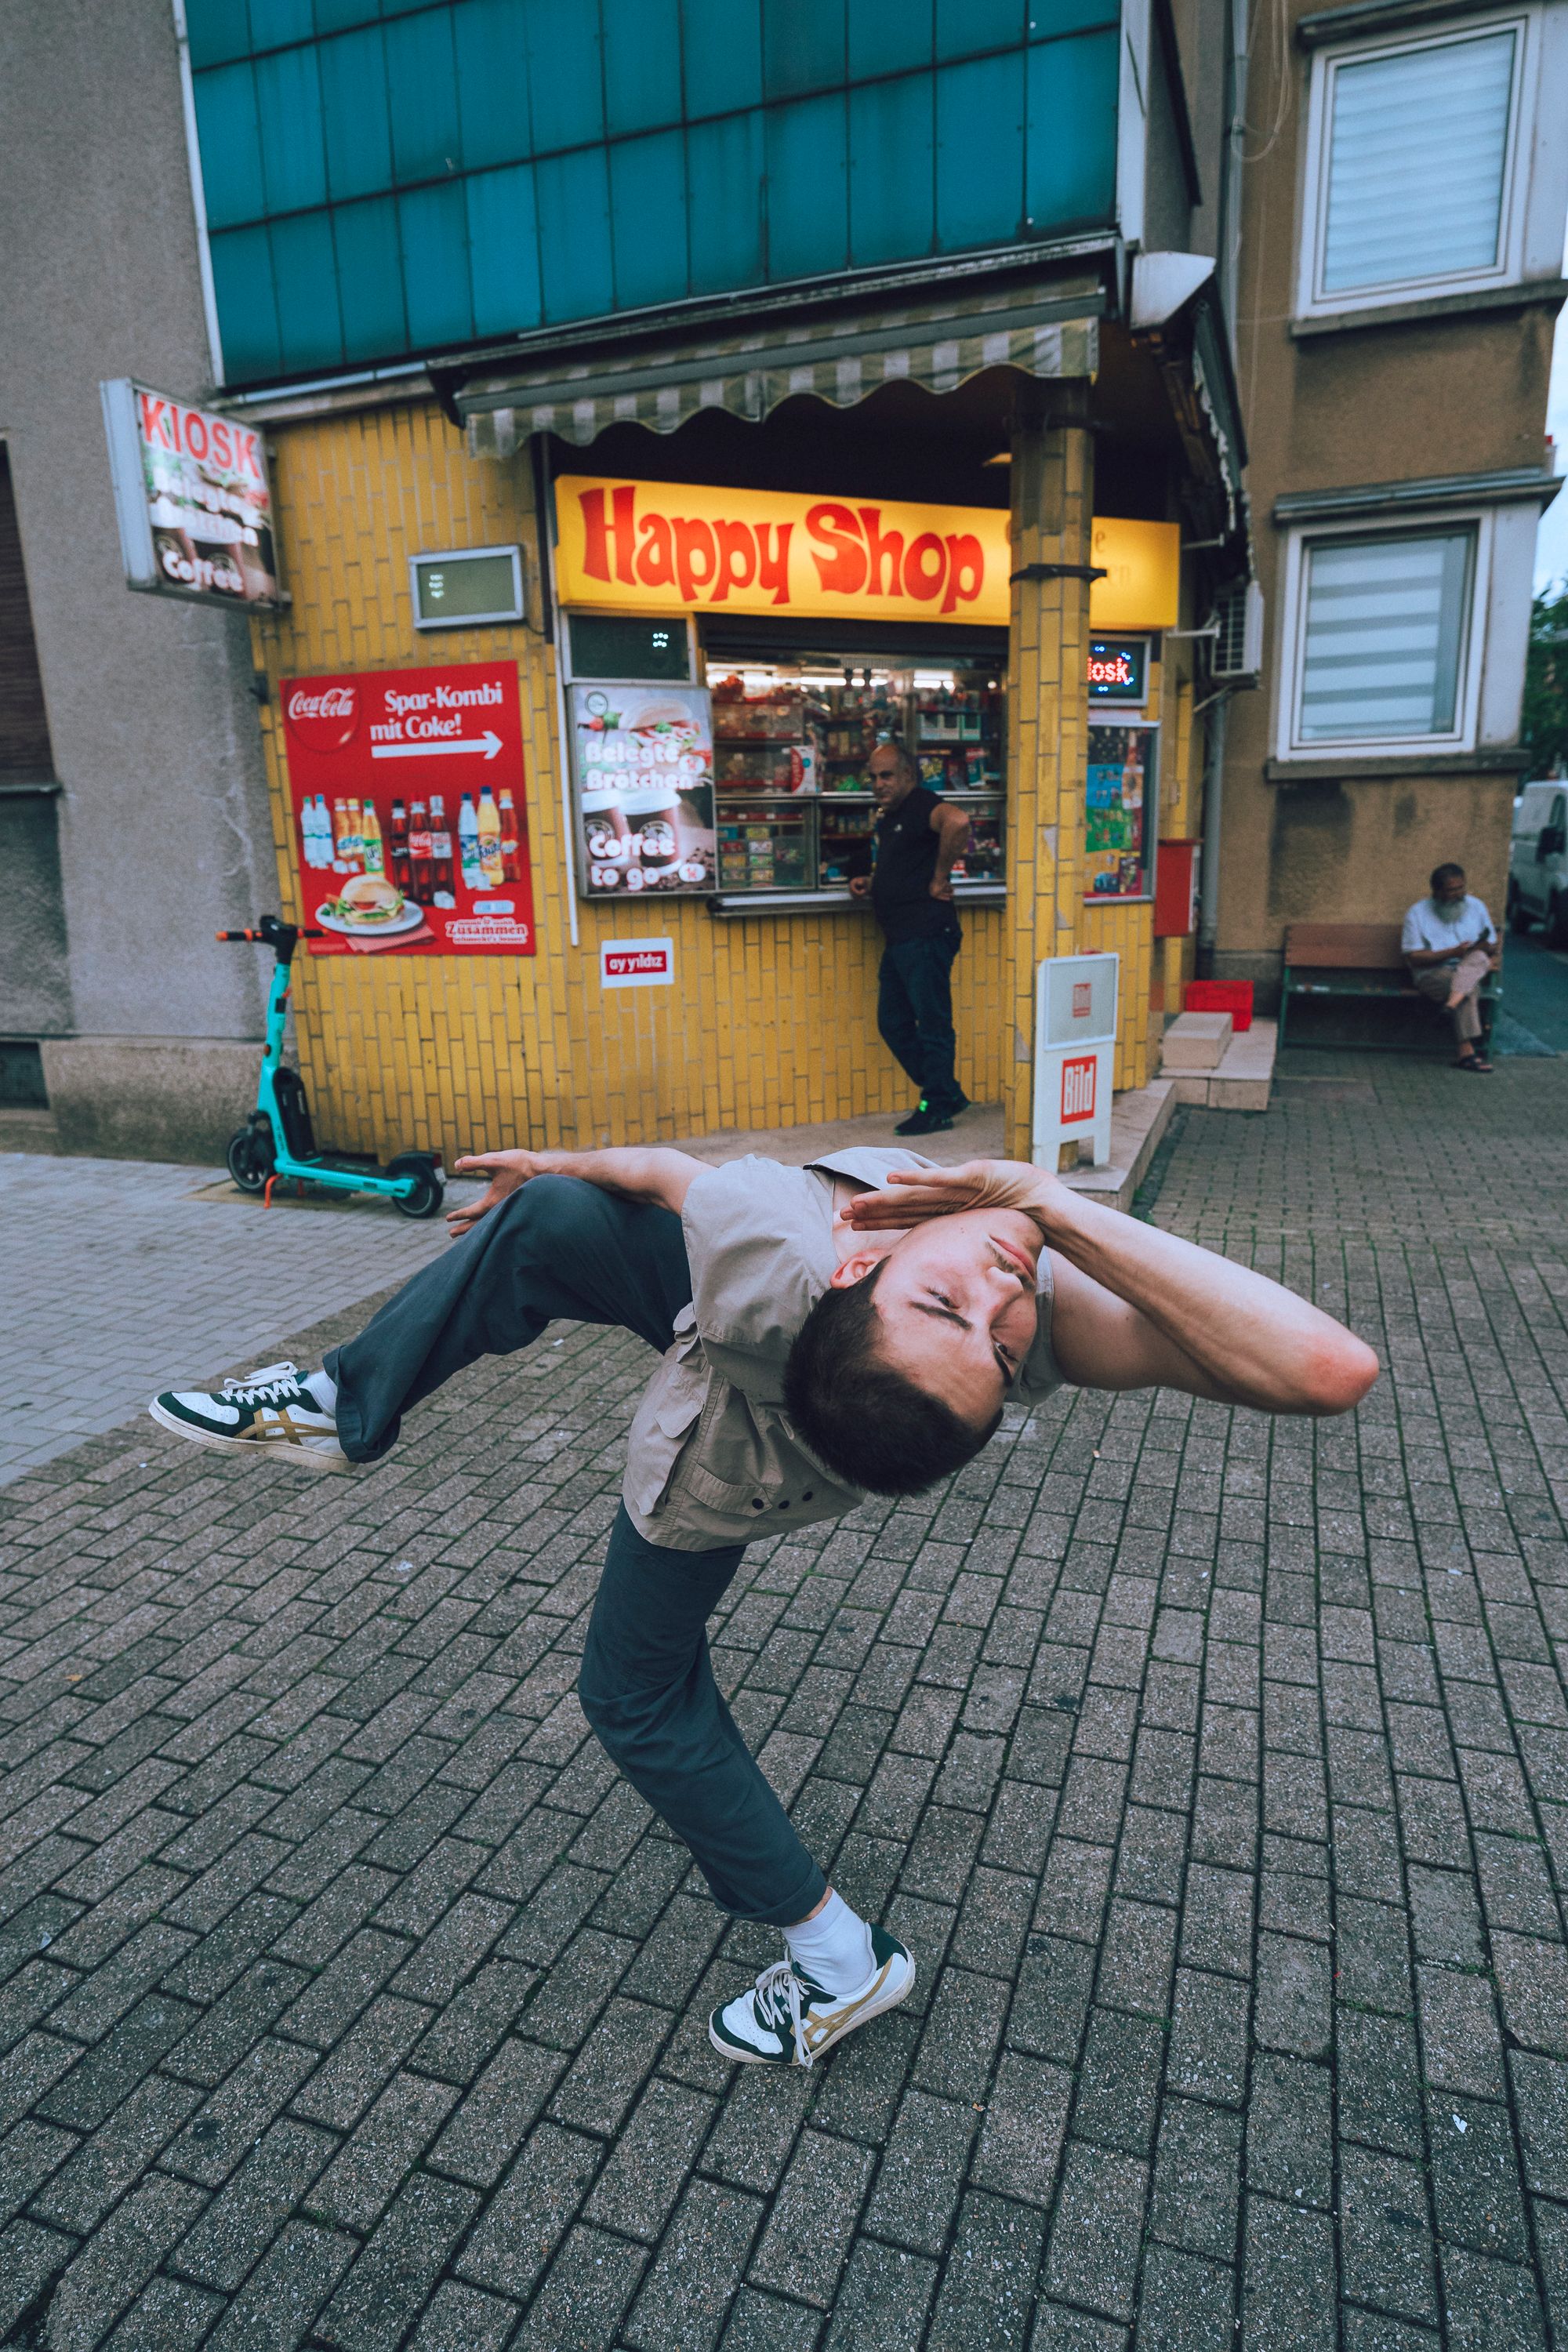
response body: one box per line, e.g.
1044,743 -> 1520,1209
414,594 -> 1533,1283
1160,1010 -> 1234,1072
1059,1078 -> 1176,1214
0,1108 -> 60,1155
1166,1017 -> 1277,1111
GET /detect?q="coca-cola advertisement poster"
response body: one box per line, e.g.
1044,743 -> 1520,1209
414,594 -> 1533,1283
281,663 -> 536,956
570,683 -> 715,898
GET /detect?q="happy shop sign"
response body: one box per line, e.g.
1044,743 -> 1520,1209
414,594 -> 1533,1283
555,474 -> 1011,626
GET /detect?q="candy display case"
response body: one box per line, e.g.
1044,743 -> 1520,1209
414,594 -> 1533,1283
704,658 -> 1007,909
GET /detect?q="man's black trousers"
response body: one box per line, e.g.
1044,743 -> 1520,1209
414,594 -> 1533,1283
325,1175 -> 827,1926
877,927 -> 964,1114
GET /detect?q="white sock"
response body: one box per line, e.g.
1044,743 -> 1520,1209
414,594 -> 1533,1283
782,1889 -> 874,1997
301,1368 -> 338,1417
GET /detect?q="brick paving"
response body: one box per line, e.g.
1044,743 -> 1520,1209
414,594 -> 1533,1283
0,1056 -> 1566,2349
0,1156 -> 456,1486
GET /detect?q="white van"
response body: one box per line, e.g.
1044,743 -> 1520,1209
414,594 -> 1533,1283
1508,781 -> 1568,944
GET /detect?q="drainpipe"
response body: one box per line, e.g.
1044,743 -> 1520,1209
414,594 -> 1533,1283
1197,691 -> 1232,975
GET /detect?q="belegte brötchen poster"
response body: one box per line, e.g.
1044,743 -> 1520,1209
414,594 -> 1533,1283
570,683 -> 716,897
281,663 -> 535,953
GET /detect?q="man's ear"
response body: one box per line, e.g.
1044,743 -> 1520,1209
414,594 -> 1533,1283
829,1247 -> 888,1289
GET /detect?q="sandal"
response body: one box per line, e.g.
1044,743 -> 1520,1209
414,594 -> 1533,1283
1454,1054 -> 1494,1073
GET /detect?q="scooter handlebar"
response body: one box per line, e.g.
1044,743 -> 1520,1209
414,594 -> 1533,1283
216,927 -> 325,941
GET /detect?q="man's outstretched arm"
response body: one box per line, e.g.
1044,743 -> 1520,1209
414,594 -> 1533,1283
447,1146 -> 706,1236
844,1160 -> 1379,1416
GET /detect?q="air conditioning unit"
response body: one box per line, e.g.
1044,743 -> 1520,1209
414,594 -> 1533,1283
1211,579 -> 1264,681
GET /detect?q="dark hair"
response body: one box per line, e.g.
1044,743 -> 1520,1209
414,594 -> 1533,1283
1431,862 -> 1466,890
782,1260 -> 1002,1497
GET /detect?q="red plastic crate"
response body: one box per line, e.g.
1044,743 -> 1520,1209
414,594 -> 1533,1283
1184,979 -> 1254,1032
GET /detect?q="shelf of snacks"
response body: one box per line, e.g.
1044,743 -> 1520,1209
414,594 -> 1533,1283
703,660 -> 1007,909
715,797 -> 815,892
713,742 -> 820,792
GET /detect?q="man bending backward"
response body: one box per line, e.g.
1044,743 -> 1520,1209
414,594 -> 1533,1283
151,1145 -> 1377,2069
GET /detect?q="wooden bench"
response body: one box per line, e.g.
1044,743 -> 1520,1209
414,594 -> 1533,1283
1279,921 -> 1500,1053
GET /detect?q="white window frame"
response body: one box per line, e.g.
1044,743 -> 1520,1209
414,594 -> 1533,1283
1274,508 -> 1495,760
1294,9 -> 1540,321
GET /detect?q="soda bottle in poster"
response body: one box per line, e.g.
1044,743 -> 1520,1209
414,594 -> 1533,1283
429,795 -> 455,903
459,793 -> 484,891
499,789 -> 520,883
408,798 -> 432,899
387,799 -> 410,893
360,797 -> 384,876
332,797 -> 355,871
477,786 -> 503,887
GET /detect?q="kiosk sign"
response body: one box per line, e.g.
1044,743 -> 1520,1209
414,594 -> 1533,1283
100,379 -> 281,608
281,662 -> 536,956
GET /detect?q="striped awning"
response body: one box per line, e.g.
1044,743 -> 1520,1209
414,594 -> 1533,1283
459,281 -> 1102,456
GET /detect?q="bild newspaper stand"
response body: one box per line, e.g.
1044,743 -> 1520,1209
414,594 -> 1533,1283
1033,952 -> 1119,1171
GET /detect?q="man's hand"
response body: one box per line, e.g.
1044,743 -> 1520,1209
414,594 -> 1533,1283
841,1158 -> 1063,1234
447,1150 -> 552,1236
929,875 -> 955,901
848,874 -> 872,898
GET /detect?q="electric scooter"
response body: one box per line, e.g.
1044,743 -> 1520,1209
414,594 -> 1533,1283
220,915 -> 445,1218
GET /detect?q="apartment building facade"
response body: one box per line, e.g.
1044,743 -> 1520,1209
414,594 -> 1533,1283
1210,0 -> 1568,998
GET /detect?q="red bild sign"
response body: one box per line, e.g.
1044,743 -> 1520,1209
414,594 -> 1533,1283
1061,1055 -> 1098,1123
281,662 -> 535,956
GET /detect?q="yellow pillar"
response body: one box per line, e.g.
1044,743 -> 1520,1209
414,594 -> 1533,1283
1000,384 -> 1096,1161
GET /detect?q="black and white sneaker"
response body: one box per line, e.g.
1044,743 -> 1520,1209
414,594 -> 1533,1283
148,1362 -> 349,1472
708,1926 -> 914,2068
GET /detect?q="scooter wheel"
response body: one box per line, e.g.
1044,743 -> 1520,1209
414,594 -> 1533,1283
226,1128 -> 269,1193
390,1167 -> 441,1223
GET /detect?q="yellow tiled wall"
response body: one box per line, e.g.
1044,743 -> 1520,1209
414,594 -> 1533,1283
252,395 -> 1179,1162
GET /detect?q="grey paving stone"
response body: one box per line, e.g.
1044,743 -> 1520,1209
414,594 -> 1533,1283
1245,2053 -> 1332,2208
511,2222 -> 648,2351
622,2177 -> 763,2352
719,2286 -> 823,2351
1072,2008 -> 1166,2156
748,2128 -> 874,2307
1149,2096 -> 1242,2262
45,2170 -> 208,2352
407,2281 -> 520,2351
863,2085 -> 978,2253
818,2238 -> 938,2350
171,2116 -> 335,2291
1339,2145 -> 1439,2325
455,2122 -> 601,2301
923,2187 -> 1046,2349
0,2216 -> 75,2338
1241,2196 -> 1337,2351
317,2171 -> 481,2350
201,2219 -> 365,2352
1031,2307 -> 1128,2352
1135,2244 -> 1235,2350
428,2033 -> 566,2187
1044,2142 -> 1149,2320
1438,2247 -> 1548,2350
307,2069 -> 459,2232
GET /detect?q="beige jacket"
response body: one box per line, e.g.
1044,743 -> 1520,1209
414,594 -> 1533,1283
622,1147 -> 1062,1551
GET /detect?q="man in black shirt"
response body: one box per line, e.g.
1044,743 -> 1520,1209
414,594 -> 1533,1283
849,735 -> 973,1135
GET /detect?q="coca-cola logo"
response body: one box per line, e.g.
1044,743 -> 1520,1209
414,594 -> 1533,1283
285,681 -> 359,753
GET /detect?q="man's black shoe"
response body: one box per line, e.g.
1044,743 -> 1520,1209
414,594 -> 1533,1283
895,1105 -> 956,1135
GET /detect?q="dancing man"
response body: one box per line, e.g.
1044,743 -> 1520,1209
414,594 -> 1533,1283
151,1145 -> 1377,2067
